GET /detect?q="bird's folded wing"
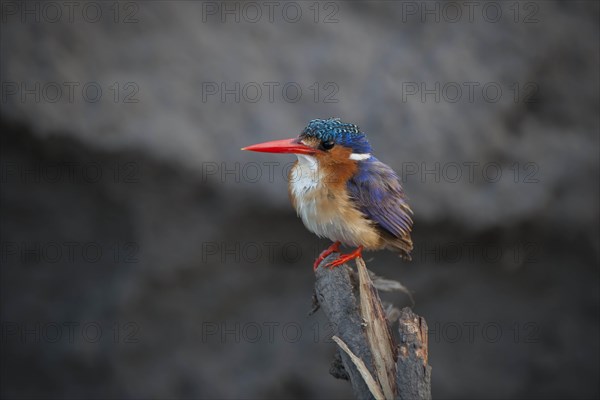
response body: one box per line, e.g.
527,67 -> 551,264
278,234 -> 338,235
347,159 -> 413,239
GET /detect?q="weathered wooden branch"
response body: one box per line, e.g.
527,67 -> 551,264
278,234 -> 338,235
396,308 -> 432,400
313,254 -> 431,400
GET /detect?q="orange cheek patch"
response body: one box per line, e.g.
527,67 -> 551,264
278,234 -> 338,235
316,146 -> 358,191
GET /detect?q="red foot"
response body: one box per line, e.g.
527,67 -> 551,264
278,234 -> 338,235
324,246 -> 364,270
313,241 -> 341,271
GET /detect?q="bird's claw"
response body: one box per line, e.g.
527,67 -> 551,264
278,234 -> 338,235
313,241 -> 341,270
322,246 -> 363,270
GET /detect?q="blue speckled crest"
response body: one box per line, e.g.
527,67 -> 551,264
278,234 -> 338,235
301,118 -> 372,154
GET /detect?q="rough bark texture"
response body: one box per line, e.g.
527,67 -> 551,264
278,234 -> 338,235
314,255 -> 432,400
396,308 -> 432,400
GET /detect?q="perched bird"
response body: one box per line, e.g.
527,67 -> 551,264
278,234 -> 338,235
242,118 -> 413,270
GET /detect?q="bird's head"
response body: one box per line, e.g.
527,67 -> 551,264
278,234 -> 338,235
242,118 -> 372,163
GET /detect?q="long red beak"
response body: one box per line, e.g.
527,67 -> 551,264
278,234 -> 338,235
241,138 -> 316,155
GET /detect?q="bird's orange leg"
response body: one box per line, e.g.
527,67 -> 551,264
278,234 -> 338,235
324,246 -> 364,270
313,241 -> 341,271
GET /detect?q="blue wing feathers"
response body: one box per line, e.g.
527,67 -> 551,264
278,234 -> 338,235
347,158 -> 413,239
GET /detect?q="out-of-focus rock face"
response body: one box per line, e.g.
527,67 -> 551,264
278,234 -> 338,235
2,1 -> 598,233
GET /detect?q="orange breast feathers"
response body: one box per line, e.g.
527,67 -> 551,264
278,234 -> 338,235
287,147 -> 383,249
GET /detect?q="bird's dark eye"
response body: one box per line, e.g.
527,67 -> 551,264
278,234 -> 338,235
320,140 -> 335,151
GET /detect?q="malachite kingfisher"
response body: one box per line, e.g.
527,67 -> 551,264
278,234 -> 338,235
242,118 -> 413,270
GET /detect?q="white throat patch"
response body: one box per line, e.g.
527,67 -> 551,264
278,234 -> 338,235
290,154 -> 320,197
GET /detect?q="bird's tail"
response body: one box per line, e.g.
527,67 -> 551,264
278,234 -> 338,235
385,234 -> 413,261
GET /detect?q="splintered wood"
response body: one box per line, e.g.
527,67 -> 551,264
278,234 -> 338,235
355,257 -> 397,400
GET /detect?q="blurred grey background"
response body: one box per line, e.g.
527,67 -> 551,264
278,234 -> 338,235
1,1 -> 598,399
